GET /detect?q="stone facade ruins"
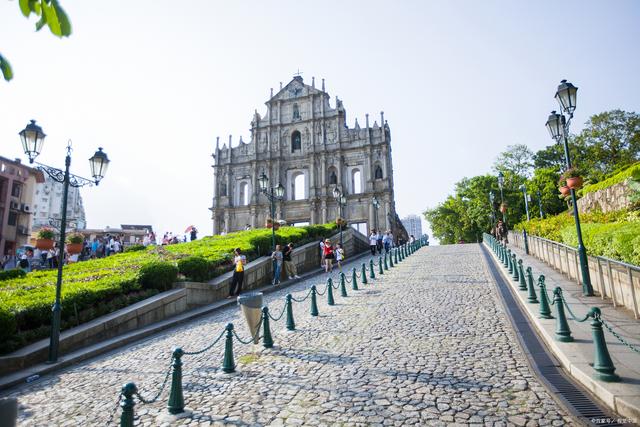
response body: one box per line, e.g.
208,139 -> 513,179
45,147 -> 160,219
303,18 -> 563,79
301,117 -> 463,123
210,76 -> 407,240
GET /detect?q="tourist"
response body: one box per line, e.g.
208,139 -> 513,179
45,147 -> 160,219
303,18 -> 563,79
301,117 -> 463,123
369,231 -> 378,256
190,227 -> 197,241
335,243 -> 345,271
376,230 -> 384,254
271,245 -> 284,285
91,238 -> 99,258
383,231 -> 393,253
409,234 -> 416,243
112,238 -> 121,254
323,239 -> 334,273
319,239 -> 326,268
46,248 -> 55,268
283,243 -> 300,280
3,250 -> 17,271
229,248 -> 247,297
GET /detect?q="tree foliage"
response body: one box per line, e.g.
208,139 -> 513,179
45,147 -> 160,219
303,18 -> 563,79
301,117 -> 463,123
1,0 -> 71,82
493,144 -> 534,178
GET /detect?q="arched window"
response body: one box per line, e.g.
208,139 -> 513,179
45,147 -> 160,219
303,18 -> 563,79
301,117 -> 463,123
328,168 -> 337,185
292,104 -> 300,120
374,164 -> 383,180
292,172 -> 306,200
291,131 -> 301,152
239,182 -> 249,206
352,169 -> 362,194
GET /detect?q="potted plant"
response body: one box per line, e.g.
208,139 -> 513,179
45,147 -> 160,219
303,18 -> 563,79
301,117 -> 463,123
36,227 -> 55,250
558,175 -> 571,196
564,167 -> 584,189
499,203 -> 507,214
336,217 -> 346,227
265,217 -> 274,228
66,233 -> 85,254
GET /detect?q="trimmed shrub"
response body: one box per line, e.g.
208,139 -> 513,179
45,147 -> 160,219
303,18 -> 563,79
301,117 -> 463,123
582,162 -> 640,195
0,269 -> 26,282
124,244 -> 147,253
178,256 -> 210,282
138,262 -> 178,291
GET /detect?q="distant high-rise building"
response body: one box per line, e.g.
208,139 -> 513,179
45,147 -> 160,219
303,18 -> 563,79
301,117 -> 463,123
32,174 -> 86,231
401,214 -> 422,238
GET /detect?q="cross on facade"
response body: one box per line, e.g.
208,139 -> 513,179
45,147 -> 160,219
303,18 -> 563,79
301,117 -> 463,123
293,69 -> 303,77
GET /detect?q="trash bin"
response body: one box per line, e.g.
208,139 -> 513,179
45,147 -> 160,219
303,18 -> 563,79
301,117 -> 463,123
237,292 -> 263,344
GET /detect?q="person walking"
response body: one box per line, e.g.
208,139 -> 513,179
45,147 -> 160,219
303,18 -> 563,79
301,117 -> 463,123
383,231 -> 392,253
376,230 -> 384,254
369,231 -> 378,256
271,245 -> 284,285
334,243 -> 345,271
323,239 -> 335,273
229,248 -> 247,297
283,243 -> 300,280
319,239 -> 326,269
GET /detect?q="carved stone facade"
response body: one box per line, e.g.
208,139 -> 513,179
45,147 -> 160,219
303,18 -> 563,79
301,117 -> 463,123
210,76 -> 407,240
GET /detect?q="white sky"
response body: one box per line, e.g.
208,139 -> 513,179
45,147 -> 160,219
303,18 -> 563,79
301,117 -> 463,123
1,1 -> 639,239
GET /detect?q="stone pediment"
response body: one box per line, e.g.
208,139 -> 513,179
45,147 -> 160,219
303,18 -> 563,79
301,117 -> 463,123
268,76 -> 326,104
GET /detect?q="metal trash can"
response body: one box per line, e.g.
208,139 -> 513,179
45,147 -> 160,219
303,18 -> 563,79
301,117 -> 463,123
0,397 -> 18,427
237,292 -> 263,344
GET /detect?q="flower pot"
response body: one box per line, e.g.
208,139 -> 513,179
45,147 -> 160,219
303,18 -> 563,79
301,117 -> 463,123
567,176 -> 583,189
559,185 -> 571,196
500,204 -> 507,214
273,223 -> 280,231
36,239 -> 54,250
66,243 -> 83,255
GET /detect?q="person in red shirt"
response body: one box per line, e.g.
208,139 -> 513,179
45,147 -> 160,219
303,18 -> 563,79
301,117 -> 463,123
323,239 -> 334,273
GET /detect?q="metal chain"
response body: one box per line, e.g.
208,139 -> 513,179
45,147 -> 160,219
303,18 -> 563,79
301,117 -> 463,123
268,303 -> 287,322
183,328 -> 226,356
291,288 -> 313,302
104,393 -> 122,426
315,285 -> 327,296
560,294 -> 589,322
600,316 -> 640,355
332,280 -> 341,289
233,317 -> 263,345
135,357 -> 174,404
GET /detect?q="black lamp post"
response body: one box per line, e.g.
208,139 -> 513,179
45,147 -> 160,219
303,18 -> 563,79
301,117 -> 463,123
497,171 -> 506,222
371,196 -> 380,232
537,190 -> 544,219
488,191 -> 496,226
545,80 -> 593,296
519,184 -> 531,221
332,187 -> 347,246
19,120 -> 109,363
257,172 -> 285,253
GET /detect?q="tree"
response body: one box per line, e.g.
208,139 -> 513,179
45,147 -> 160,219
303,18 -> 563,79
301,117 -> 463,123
493,144 -> 534,178
526,167 -> 566,218
1,0 -> 71,82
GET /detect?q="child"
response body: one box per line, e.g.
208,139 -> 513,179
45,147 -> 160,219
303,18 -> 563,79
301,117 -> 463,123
271,245 -> 284,285
335,243 -> 345,271
323,239 -> 334,273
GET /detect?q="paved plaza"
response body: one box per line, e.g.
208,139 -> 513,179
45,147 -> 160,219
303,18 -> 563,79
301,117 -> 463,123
5,245 -> 578,426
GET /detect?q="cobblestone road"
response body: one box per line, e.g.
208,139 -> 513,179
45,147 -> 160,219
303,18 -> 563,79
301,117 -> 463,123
5,245 -> 578,426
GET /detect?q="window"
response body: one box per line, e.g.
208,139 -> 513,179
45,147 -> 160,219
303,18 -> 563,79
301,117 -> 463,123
328,168 -> 337,185
8,211 -> 17,226
351,169 -> 362,194
11,182 -> 21,198
292,103 -> 300,120
292,172 -> 305,200
374,165 -> 383,179
350,222 -> 368,235
291,131 -> 301,152
238,182 -> 249,206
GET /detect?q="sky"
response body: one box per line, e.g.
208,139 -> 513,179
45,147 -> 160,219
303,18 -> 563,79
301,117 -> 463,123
1,1 -> 639,240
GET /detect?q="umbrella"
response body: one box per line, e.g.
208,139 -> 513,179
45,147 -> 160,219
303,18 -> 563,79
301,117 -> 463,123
185,225 -> 196,233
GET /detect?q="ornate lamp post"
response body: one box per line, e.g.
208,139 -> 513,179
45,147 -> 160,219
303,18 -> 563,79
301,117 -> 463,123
257,172 -> 285,253
497,171 -> 506,222
18,120 -> 110,363
371,196 -> 380,232
519,184 -> 531,221
537,190 -> 544,219
489,191 -> 496,226
332,187 -> 347,246
545,80 -> 593,296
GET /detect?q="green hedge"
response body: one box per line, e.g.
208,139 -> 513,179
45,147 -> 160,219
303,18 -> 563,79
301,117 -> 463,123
582,162 -> 640,195
0,269 -> 26,282
177,256 -> 209,282
0,223 -> 337,355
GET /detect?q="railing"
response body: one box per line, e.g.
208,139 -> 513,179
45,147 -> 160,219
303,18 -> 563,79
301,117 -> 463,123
508,230 -> 640,319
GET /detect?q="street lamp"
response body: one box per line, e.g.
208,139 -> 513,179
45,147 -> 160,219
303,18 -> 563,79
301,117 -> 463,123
536,190 -> 544,219
18,120 -> 109,363
488,191 -> 496,226
332,187 -> 347,246
371,196 -> 380,232
497,171 -> 506,222
258,172 -> 285,253
545,79 -> 593,296
519,184 -> 530,221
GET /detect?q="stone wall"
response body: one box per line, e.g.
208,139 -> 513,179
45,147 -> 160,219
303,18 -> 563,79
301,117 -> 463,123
577,179 -> 633,214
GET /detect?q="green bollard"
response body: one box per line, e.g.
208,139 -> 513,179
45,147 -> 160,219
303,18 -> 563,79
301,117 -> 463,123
538,276 -> 553,319
361,263 -> 368,284
167,348 -> 185,415
384,253 -> 389,270
518,260 -> 527,290
588,308 -> 621,382
120,382 -> 137,427
369,259 -> 376,279
327,278 -> 335,306
310,285 -> 319,316
222,323 -> 236,373
285,295 -> 295,331
378,256 -> 384,275
262,307 -> 274,348
339,273 -> 348,297
552,288 -> 573,342
352,268 -> 359,290
507,249 -> 513,273
389,250 -> 394,267
502,246 -> 508,267
394,248 -> 399,264
511,255 -> 519,281
526,267 -> 539,303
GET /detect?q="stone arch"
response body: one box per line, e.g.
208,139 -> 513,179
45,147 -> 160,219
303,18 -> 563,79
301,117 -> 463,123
351,169 -> 362,194
292,171 -> 306,200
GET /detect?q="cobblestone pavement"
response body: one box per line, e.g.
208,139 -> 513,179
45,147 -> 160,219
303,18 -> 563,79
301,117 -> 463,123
5,245 -> 579,426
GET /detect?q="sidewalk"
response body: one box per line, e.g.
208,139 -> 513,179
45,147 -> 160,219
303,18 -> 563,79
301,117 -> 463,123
488,242 -> 640,423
